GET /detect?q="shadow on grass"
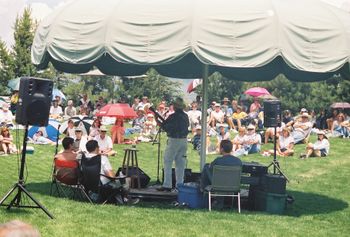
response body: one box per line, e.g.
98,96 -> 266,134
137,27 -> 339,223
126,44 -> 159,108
25,182 -> 348,216
284,190 -> 348,217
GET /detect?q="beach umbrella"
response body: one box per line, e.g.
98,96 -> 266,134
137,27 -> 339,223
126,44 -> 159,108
28,119 -> 60,141
60,115 -> 93,135
244,87 -> 271,97
330,102 -> 350,109
7,78 -> 20,91
52,88 -> 66,100
187,79 -> 202,93
96,103 -> 137,119
31,0 -> 350,170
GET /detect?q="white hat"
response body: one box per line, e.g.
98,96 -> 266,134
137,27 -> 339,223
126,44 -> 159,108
214,103 -> 221,107
147,113 -> 154,117
100,126 -> 108,131
247,124 -> 255,130
300,108 -> 308,113
74,127 -> 82,132
301,112 -> 310,118
316,130 -> 325,135
195,125 -> 202,130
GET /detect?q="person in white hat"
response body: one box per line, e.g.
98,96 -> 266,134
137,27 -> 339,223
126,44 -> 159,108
0,103 -> 13,127
300,130 -> 330,159
243,124 -> 261,154
158,97 -> 189,192
94,126 -> 115,156
292,112 -> 312,144
208,103 -> 225,128
73,127 -> 88,153
187,102 -> 201,134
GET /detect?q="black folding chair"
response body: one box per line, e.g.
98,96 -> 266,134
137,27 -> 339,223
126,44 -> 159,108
80,154 -> 125,204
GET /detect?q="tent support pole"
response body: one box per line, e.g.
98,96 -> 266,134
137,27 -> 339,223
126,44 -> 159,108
199,64 -> 209,171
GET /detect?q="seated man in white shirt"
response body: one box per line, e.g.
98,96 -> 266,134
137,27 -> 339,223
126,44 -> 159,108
50,100 -> 63,119
94,126 -> 116,156
83,140 -> 139,205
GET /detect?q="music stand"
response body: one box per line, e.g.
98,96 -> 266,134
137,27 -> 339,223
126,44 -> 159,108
267,126 -> 289,182
0,124 -> 54,219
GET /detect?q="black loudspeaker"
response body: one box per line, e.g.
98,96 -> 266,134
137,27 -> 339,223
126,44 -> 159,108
263,100 -> 281,127
260,174 -> 287,194
15,77 -> 53,126
116,167 -> 150,188
162,168 -> 193,188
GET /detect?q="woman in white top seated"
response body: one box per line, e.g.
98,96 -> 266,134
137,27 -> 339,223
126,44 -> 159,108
267,127 -> 294,157
232,127 -> 246,152
301,130 -> 330,159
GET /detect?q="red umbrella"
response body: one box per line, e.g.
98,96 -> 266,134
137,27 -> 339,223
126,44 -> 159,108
330,102 -> 350,109
244,87 -> 270,97
96,103 -> 137,119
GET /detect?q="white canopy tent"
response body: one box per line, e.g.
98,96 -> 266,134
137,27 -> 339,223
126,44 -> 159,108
31,0 -> 350,169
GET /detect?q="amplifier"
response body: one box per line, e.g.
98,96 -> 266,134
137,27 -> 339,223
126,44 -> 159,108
260,174 -> 286,194
242,162 -> 268,176
117,167 -> 150,188
162,168 -> 193,188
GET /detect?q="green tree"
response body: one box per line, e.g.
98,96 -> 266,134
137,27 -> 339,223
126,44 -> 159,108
0,40 -> 14,94
196,72 -> 244,103
12,7 -> 37,77
121,68 -> 182,104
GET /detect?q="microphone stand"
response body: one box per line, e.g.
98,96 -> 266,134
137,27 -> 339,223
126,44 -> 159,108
149,107 -> 166,185
152,127 -> 162,185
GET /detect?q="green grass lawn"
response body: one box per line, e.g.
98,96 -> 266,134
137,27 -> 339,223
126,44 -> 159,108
0,131 -> 350,237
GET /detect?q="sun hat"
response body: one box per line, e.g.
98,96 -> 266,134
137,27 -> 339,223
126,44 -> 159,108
195,125 -> 202,130
100,126 -> 108,131
222,97 -> 230,102
300,108 -> 308,113
74,127 -> 82,132
301,112 -> 310,118
247,124 -> 255,130
214,103 -> 221,107
147,113 -> 154,117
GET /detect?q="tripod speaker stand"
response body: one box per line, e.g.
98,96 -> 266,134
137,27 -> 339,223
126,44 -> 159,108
0,77 -> 54,218
264,100 -> 289,181
267,126 -> 289,181
0,125 -> 54,218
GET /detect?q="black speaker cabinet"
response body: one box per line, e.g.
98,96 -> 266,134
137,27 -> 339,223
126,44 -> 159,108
117,167 -> 150,188
162,168 -> 193,188
260,174 -> 287,194
15,77 -> 53,126
264,100 -> 281,127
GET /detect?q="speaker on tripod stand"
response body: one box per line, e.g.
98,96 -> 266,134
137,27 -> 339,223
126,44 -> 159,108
263,100 -> 289,181
0,77 -> 54,218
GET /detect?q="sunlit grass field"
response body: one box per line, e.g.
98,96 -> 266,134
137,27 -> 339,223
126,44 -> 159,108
0,130 -> 349,237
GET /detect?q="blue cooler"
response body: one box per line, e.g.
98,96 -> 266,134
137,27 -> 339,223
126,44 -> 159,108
177,183 -> 207,209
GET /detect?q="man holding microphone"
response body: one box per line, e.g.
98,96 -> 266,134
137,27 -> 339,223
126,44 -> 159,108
157,97 -> 189,192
